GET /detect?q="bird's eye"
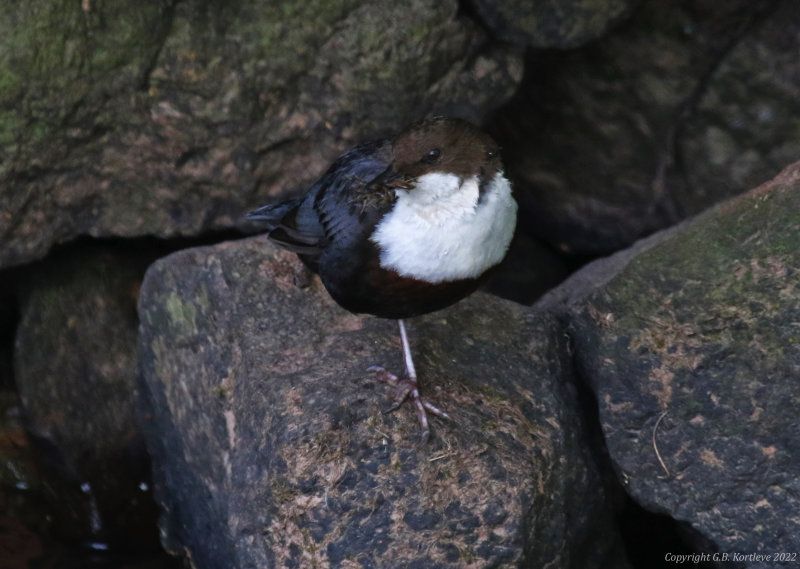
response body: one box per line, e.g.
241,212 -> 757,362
422,148 -> 441,163
487,149 -> 498,159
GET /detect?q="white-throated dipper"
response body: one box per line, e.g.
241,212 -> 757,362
247,116 -> 517,441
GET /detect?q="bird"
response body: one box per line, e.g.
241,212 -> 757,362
247,116 -> 517,442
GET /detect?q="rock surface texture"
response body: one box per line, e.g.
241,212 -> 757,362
3,1 -> 800,567
494,0 -> 800,254
540,161 -> 800,567
0,0 -> 522,269
465,0 -> 636,48
137,238 -> 626,569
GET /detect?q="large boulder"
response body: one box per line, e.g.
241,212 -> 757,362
0,0 -> 522,270
137,238 -> 627,568
539,161 -> 800,566
493,0 -> 800,254
465,0 -> 637,48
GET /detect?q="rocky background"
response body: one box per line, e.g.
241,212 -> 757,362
1,0 -> 798,568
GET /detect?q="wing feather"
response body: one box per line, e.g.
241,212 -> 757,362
247,139 -> 396,258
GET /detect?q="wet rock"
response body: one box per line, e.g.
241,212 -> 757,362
0,388 -> 71,567
0,0 -> 522,269
137,237 -> 628,569
540,161 -> 800,565
13,246 -> 159,549
492,0 -> 796,254
466,0 -> 637,48
0,388 -> 38,503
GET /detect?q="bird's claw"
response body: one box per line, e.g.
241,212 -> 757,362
367,366 -> 450,443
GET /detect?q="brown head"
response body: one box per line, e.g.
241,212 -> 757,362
391,117 -> 502,185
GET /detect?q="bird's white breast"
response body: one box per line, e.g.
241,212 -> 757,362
370,172 -> 517,283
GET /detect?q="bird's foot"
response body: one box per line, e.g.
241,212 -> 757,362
368,366 -> 450,443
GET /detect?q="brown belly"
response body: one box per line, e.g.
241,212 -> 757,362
322,261 -> 484,319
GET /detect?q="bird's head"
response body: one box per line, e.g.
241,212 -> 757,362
389,117 -> 503,203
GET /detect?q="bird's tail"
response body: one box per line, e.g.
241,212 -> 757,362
245,199 -> 303,230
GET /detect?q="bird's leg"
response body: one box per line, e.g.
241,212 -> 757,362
368,319 -> 450,442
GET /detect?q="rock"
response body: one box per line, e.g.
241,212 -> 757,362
681,1 -> 800,209
466,0 -> 637,48
13,245 -> 159,548
137,237 -> 628,568
492,0 -> 797,254
0,387 -> 66,566
0,387 -> 39,503
0,0 -> 522,270
533,213 -> 704,312
542,161 -> 800,565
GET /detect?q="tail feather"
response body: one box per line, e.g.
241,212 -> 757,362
246,199 -> 303,230
247,197 -> 326,256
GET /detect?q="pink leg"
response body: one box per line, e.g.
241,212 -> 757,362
368,319 -> 450,443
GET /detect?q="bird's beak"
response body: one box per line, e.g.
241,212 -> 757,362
370,166 -> 414,192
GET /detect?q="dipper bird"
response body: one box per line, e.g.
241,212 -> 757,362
247,116 -> 517,441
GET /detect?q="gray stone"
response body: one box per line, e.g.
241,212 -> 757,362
467,0 -> 637,48
493,0 -> 798,254
681,1 -> 800,210
137,237 -> 627,569
0,0 -> 522,269
542,161 -> 800,566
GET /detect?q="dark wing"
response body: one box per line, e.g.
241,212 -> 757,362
312,140 -> 404,244
247,139 -> 397,256
247,193 -> 328,255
